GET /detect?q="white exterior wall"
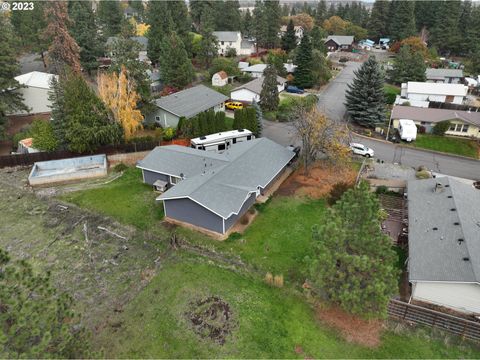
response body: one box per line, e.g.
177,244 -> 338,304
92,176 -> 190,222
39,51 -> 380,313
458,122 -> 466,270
14,86 -> 52,114
406,93 -> 464,105
212,74 -> 228,87
231,89 -> 259,103
217,33 -> 242,56
412,281 -> 480,314
246,71 -> 263,79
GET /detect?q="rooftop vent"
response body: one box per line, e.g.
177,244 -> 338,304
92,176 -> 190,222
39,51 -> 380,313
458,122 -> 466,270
200,136 -> 207,140
454,222 -> 460,225
447,195 -> 453,198
458,238 -> 464,244
450,208 -> 456,211
434,182 -> 444,193
463,257 -> 470,261
445,184 -> 450,188
432,227 -> 438,231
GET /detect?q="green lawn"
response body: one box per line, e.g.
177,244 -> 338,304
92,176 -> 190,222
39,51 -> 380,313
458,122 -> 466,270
411,134 -> 479,159
61,168 -> 163,230
95,256 -> 480,358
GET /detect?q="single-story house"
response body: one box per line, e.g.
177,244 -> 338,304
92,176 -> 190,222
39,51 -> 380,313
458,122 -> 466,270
241,64 -> 267,78
238,61 -> 250,71
426,68 -> 464,84
324,35 -> 354,52
408,177 -> 480,315
212,71 -> 228,87
12,71 -> 58,115
400,82 -> 468,105
106,36 -> 149,63
213,31 -> 254,56
279,25 -> 304,42
147,69 -> 162,93
146,85 -> 228,128
137,138 -> 295,235
390,105 -> 480,138
230,76 -> 287,103
464,77 -> 478,89
358,39 -> 375,50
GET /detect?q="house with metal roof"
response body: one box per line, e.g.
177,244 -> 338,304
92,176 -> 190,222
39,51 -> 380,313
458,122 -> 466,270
426,68 -> 464,84
230,76 -> 286,103
407,177 -> 480,314
147,85 -> 228,128
137,138 -> 295,235
390,105 -> 480,138
400,81 -> 468,106
12,71 -> 58,115
324,35 -> 354,52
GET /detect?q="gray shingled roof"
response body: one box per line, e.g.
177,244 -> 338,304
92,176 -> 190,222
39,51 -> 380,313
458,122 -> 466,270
152,138 -> 294,218
391,106 -> 480,127
426,68 -> 464,80
233,76 -> 287,95
106,36 -> 148,50
154,85 -> 228,119
408,177 -> 480,283
325,35 -> 354,45
213,31 -> 239,42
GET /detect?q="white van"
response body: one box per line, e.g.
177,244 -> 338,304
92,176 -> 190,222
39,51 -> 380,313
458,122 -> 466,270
190,129 -> 255,152
398,119 -> 417,142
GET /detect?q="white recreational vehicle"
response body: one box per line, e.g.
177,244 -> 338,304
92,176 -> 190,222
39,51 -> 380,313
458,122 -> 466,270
398,119 -> 417,142
190,129 -> 255,152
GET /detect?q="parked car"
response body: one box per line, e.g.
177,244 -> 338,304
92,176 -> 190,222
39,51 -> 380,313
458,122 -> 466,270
286,86 -> 304,94
349,143 -> 374,157
225,101 -> 244,110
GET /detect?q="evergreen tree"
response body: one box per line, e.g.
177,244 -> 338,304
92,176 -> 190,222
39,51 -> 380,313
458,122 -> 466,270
430,0 -> 461,55
390,45 -> 426,84
198,24 -> 218,69
311,50 -> 331,86
253,1 -> 281,49
327,3 -> 336,19
97,0 -> 123,37
307,182 -> 399,318
260,65 -> 279,112
166,1 -> 190,38
466,6 -> 480,56
252,100 -> 263,137
0,15 -> 29,139
294,34 -> 314,88
233,108 -> 244,130
146,1 -> 172,64
345,56 -> 385,128
310,26 -> 327,54
43,1 -> 81,75
281,19 -> 297,53
214,111 -> 226,132
215,1 -> 241,31
68,1 -> 101,73
128,0 -> 145,22
367,0 -> 389,39
458,0 -> 472,53
0,248 -> 92,357
388,0 -> 416,41
159,32 -> 194,89
10,2 -> 47,51
252,0 -> 267,52
190,0 -> 215,31
242,9 -> 254,38
315,0 -> 327,25
414,1 -> 438,32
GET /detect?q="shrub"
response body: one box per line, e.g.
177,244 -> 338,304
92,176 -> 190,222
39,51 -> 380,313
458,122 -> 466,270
225,47 -> 237,57
129,135 -> 155,143
432,120 -> 451,136
416,125 -> 426,134
265,272 -> 274,286
113,163 -> 129,172
328,181 -> 354,205
227,232 -> 242,241
154,128 -> 163,140
384,90 -> 397,105
240,214 -> 249,225
339,57 -> 349,63
163,127 -> 175,141
273,274 -> 284,287
248,207 -> 256,215
416,170 -> 432,179
375,185 -> 389,195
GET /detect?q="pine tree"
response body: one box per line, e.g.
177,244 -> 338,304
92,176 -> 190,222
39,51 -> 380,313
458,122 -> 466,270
281,19 -> 297,53
294,34 -> 314,88
68,1 -> 101,73
146,1 -> 173,64
97,0 -> 123,37
199,24 -> 218,69
129,0 -> 145,22
190,0 -> 215,31
388,0 -> 416,41
10,2 -> 47,51
214,111 -> 226,132
345,56 -> 385,128
242,9 -> 254,38
327,3 -> 336,18
414,1 -> 438,32
0,15 -> 29,139
465,5 -> 480,55
260,65 -> 279,112
43,1 -> 81,75
0,248 -> 91,357
307,182 -> 399,318
310,26 -> 327,53
215,0 -> 241,31
253,1 -> 281,49
430,0 -> 461,55
159,32 -> 194,89
252,100 -> 263,137
458,0 -> 472,53
390,45 -> 426,84
315,0 -> 327,25
367,0 -> 389,39
311,50 -> 331,86
166,1 -> 190,38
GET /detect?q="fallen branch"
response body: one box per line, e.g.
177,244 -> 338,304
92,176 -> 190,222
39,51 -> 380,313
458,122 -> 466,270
97,226 -> 128,240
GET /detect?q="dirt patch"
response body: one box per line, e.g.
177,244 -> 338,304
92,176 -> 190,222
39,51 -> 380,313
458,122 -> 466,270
316,304 -> 384,348
277,161 -> 357,198
185,296 -> 235,345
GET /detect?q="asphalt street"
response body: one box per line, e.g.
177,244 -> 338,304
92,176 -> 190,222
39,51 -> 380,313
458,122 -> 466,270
262,61 -> 480,180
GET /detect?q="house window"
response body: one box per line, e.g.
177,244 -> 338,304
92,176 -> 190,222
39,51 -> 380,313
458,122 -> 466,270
218,143 -> 226,151
420,121 -> 426,125
171,176 -> 180,185
155,116 -> 161,122
449,124 -> 456,131
445,95 -> 454,103
221,41 -> 224,45
462,124 -> 469,133
247,135 -> 252,140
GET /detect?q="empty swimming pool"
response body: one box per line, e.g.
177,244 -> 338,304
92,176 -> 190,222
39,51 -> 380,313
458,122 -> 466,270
28,154 -> 108,186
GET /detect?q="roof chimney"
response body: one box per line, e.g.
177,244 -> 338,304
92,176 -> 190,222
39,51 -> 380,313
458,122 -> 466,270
434,182 -> 444,193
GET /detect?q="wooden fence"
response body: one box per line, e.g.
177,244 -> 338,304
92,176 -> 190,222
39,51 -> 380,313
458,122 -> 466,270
388,299 -> 480,342
0,141 -> 159,169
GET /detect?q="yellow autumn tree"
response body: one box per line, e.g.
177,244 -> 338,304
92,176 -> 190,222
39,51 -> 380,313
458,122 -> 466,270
98,66 -> 143,140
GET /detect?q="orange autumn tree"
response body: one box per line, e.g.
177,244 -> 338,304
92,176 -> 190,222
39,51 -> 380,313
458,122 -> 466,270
98,66 -> 143,140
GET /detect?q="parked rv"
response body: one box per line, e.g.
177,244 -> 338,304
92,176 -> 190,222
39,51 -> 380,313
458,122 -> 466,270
190,129 -> 255,152
398,119 -> 417,142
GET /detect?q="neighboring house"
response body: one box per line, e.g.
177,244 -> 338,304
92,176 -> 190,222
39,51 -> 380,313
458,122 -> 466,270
106,36 -> 149,63
241,64 -> 267,78
146,85 -> 228,128
358,39 -> 375,50
390,105 -> 480,138
283,62 -> 297,74
464,77 -> 478,90
12,71 -> 58,115
213,31 -> 254,56
137,138 -> 295,235
238,61 -> 250,71
123,6 -> 138,19
379,38 -> 390,49
17,138 -> 40,154
408,177 -> 480,315
230,76 -> 287,103
147,69 -> 162,93
279,25 -> 304,42
400,82 -> 468,105
324,35 -> 354,52
212,71 -> 228,87
426,68 -> 464,84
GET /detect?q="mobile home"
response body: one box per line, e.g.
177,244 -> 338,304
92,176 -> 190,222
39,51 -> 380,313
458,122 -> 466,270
190,129 -> 254,152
